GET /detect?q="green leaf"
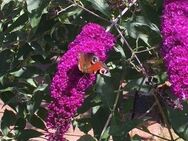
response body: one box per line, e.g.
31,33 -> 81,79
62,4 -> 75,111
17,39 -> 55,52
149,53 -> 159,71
0,49 -> 13,76
16,43 -> 33,61
95,75 -> 115,108
131,135 -> 142,141
29,114 -> 45,129
36,107 -> 48,120
15,118 -> 26,130
125,16 -> 161,46
122,119 -> 142,134
77,134 -> 97,141
112,135 -> 131,141
32,14 -> 57,39
100,127 -> 110,141
78,93 -> 101,114
0,87 -> 14,93
10,68 -> 25,77
91,107 -> 109,140
0,87 -> 23,108
110,113 -> 143,136
16,129 -> 43,141
126,77 -> 149,93
26,0 -> 50,27
1,0 -> 15,17
33,84 -> 48,93
7,13 -> 28,32
26,0 -> 41,13
139,0 -> 162,25
26,78 -> 37,87
114,45 -> 126,58
1,0 -> 12,9
31,92 -> 44,114
168,102 -> 188,140
86,0 -> 110,17
0,89 -> 16,109
29,15 -> 41,28
110,115 -> 122,136
76,118 -> 92,134
1,109 -> 17,136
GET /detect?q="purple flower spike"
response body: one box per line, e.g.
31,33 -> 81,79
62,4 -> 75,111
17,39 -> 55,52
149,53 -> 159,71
46,23 -> 115,141
161,0 -> 188,100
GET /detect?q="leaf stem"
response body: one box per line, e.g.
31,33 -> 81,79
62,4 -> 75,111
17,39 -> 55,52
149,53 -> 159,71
57,4 -> 76,15
152,91 -> 175,141
137,102 -> 157,119
134,47 -> 157,54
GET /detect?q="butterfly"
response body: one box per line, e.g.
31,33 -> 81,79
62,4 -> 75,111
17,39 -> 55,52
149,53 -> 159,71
78,52 -> 109,75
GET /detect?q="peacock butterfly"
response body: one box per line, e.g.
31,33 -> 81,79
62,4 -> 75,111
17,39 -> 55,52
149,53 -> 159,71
78,53 -> 109,75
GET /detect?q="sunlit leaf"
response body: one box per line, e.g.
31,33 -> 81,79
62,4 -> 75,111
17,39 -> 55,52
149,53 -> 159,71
1,0 -> 12,9
114,45 -> 126,58
10,68 -> 25,77
26,0 -> 41,13
26,0 -> 50,27
100,127 -> 110,141
26,78 -> 37,87
125,16 -> 161,46
0,87 -> 14,93
7,13 -> 28,32
86,0 -> 110,17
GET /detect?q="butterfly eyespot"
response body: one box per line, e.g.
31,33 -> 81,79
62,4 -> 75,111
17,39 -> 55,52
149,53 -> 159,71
99,68 -> 108,74
91,56 -> 99,64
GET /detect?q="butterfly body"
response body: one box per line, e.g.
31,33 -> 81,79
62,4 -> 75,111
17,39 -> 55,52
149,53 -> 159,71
78,53 -> 109,75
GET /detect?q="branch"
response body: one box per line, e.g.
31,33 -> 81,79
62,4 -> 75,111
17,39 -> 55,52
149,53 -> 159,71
114,25 -> 147,75
106,0 -> 137,32
152,91 -> 175,141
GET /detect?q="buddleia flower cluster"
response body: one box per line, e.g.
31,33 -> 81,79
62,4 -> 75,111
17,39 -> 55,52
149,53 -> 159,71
46,23 -> 115,140
161,0 -> 188,100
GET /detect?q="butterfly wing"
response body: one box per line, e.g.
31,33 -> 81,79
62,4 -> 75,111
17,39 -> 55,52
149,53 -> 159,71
87,61 -> 108,74
78,53 -> 93,73
78,53 -> 109,74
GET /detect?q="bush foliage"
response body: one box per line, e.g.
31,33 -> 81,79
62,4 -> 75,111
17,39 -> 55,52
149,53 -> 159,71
0,0 -> 188,141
